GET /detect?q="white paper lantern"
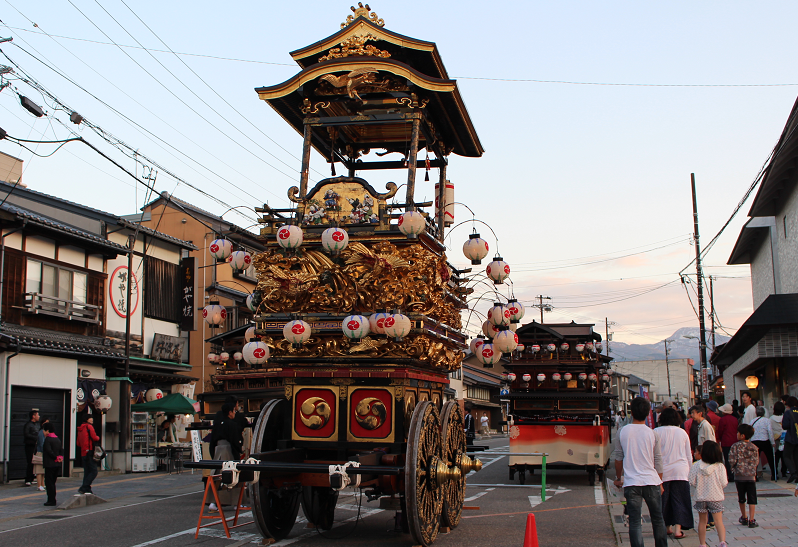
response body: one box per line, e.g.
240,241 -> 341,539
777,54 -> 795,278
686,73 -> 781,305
245,326 -> 257,342
507,373 -> 517,382
516,343 -> 525,353
207,353 -> 217,363
321,227 -> 349,253
585,342 -> 594,351
368,311 -> 390,335
563,372 -> 573,381
342,314 -> 370,340
462,233 -> 489,265
482,320 -> 501,339
560,343 -> 569,352
470,336 -> 486,355
76,388 -> 86,404
522,374 -> 532,382
506,299 -> 525,323
488,304 -> 511,327
228,250 -> 252,271
146,389 -> 163,402
493,330 -> 518,353
384,313 -> 412,339
578,373 -> 587,381
486,256 -> 510,284
219,352 -> 230,362
233,352 -> 243,362
552,373 -> 562,381
588,373 -> 597,382
203,304 -> 227,326
398,211 -> 425,237
283,319 -> 312,345
601,374 -> 610,382
276,225 -> 303,250
575,343 -> 585,353
246,294 -> 258,313
243,341 -> 270,365
595,342 -> 603,352
531,344 -> 540,353
546,343 -> 557,352
94,395 -> 112,412
209,238 -> 233,261
476,343 -> 501,366
536,374 -> 546,382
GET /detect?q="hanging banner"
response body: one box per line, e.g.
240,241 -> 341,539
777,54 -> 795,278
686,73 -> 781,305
190,430 -> 202,462
180,257 -> 195,331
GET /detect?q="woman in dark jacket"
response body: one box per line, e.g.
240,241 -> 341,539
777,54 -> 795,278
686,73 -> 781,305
41,422 -> 63,506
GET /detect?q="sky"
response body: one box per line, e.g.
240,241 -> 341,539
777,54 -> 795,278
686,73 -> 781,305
1,1 -> 796,345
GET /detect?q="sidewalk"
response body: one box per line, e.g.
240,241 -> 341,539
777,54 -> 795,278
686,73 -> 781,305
0,470 -> 202,526
610,479 -> 797,546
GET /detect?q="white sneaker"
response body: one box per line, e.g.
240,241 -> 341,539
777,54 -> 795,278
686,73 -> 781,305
38,486 -> 45,491
24,482 -> 32,486
208,502 -> 218,511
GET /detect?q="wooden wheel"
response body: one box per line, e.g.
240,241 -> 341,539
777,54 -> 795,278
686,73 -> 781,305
301,486 -> 338,530
405,401 -> 444,547
440,401 -> 466,528
249,399 -> 301,541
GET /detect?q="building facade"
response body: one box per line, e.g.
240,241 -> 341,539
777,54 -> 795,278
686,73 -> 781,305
612,358 -> 696,407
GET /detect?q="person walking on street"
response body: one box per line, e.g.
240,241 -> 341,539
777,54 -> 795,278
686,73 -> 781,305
705,401 -> 721,430
770,401 -> 786,480
23,410 -> 40,486
729,424 -> 760,529
741,392 -> 756,425
690,404 -> 717,530
464,406 -> 475,446
76,416 -> 100,494
782,396 -> 798,483
717,404 -> 738,481
41,422 -> 63,506
654,408 -> 694,539
480,412 -> 489,435
688,441 -> 729,547
750,406 -> 775,481
612,396 -> 668,547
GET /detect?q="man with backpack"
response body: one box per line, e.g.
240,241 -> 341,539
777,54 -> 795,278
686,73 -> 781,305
76,416 -> 100,494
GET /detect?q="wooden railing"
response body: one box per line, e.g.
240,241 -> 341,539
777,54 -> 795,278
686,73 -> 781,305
22,293 -> 100,324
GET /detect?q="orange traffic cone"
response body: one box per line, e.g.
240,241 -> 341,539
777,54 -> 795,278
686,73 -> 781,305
523,512 -> 539,547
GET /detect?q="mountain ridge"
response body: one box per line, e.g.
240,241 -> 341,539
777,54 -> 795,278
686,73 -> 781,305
608,327 -> 730,364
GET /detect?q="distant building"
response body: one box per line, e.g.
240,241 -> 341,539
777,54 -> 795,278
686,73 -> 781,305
612,359 -> 696,407
611,372 -> 630,415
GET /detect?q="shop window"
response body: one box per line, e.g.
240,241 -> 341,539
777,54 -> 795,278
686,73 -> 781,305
26,259 -> 87,303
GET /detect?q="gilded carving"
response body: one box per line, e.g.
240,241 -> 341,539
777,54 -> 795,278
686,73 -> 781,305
341,3 -> 384,28
319,34 -> 390,63
299,397 -> 331,429
285,385 -> 293,400
315,72 -> 408,99
300,98 -> 331,114
355,397 -> 387,429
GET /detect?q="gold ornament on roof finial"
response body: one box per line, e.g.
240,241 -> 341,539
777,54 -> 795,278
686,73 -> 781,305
341,3 -> 384,28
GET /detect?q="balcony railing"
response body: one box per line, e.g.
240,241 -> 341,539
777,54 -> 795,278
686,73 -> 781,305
22,293 -> 100,324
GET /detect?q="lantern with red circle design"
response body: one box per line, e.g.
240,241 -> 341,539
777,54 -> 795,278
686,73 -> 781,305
283,319 -> 311,345
482,320 -> 501,339
536,374 -> 546,382
507,300 -> 525,324
384,313 -> 411,340
531,344 -> 540,353
560,343 -> 570,352
228,250 -> 252,271
507,373 -> 517,382
546,343 -> 557,352
243,341 -> 270,365
486,256 -> 510,284
342,314 -> 370,340
397,211 -> 425,237
522,374 -> 532,382
578,372 -> 587,381
585,342 -> 594,351
601,374 -> 610,382
233,351 -> 243,362
146,389 -> 163,402
516,343 -> 525,353
575,343 -> 585,353
368,311 -> 390,335
209,238 -> 233,261
563,372 -> 573,381
588,373 -> 597,382
488,304 -> 511,327
476,343 -> 501,366
207,353 -> 217,364
219,352 -> 230,363
203,304 -> 227,326
321,227 -> 349,253
493,330 -> 518,354
462,233 -> 489,265
470,336 -> 486,355
276,225 -> 303,250
94,395 -> 112,412
552,373 -> 562,382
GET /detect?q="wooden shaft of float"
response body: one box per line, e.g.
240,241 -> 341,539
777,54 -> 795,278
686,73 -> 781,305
404,115 -> 421,210
436,162 -> 447,241
299,122 -> 312,199
184,460 -> 404,475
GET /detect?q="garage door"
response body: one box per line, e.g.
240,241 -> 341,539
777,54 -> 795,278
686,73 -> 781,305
9,386 -> 69,480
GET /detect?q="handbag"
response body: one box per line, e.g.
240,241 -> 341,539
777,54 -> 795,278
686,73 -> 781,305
31,453 -> 43,465
93,444 -> 107,462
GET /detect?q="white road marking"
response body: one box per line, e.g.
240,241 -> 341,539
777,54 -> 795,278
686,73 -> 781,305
527,487 -> 570,509
464,488 -> 494,502
594,483 -> 606,505
129,511 -> 254,546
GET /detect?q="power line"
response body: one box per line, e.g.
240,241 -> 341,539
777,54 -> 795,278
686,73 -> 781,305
511,240 -> 688,273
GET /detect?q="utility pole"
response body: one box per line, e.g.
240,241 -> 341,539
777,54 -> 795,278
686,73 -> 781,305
708,276 -> 716,355
533,295 -> 552,323
664,339 -> 674,398
691,173 -> 709,400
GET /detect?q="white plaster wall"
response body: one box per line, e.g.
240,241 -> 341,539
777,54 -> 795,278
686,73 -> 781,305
87,254 -> 104,272
105,253 -> 143,336
2,230 -> 22,250
776,184 -> 798,295
723,343 -> 759,402
145,238 -> 180,264
143,318 -> 181,356
25,235 -> 56,259
750,232 -> 775,309
57,245 -> 85,267
78,364 -> 106,380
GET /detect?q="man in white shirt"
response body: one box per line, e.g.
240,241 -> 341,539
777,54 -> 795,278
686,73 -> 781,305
689,405 -> 716,460
480,413 -> 489,434
741,391 -> 756,425
613,397 -> 668,547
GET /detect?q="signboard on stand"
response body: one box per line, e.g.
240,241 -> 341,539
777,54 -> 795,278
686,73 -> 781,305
190,430 -> 202,463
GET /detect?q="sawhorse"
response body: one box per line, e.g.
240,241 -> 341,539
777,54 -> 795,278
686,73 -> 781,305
195,474 -> 253,538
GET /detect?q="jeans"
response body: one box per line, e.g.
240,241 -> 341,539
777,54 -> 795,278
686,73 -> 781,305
24,444 -> 35,483
81,457 -> 98,492
44,467 -> 58,504
625,485 -> 668,547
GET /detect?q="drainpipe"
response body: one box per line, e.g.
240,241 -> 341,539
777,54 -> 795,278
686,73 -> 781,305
2,336 -> 20,483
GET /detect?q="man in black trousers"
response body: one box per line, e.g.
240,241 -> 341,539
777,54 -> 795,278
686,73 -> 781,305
464,405 -> 475,446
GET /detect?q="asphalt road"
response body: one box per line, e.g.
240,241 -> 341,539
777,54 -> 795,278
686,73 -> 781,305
0,438 -> 617,547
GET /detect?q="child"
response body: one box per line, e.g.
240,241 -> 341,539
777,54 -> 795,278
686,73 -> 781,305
728,423 -> 760,528
688,440 -> 728,547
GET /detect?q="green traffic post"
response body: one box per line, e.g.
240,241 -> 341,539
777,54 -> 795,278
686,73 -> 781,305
541,454 -> 547,502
